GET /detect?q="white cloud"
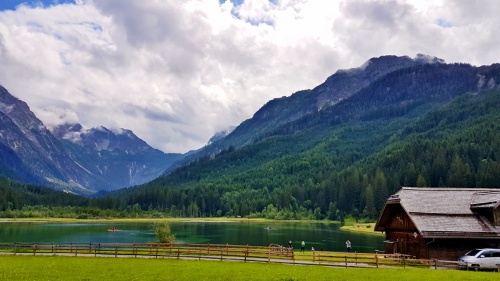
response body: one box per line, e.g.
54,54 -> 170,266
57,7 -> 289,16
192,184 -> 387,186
0,0 -> 499,153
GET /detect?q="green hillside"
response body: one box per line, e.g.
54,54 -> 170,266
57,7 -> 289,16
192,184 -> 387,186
0,176 -> 88,213
2,61 -> 500,221
109,87 -> 500,220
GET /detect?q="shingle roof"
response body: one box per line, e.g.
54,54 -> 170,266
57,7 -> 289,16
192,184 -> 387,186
384,187 -> 500,238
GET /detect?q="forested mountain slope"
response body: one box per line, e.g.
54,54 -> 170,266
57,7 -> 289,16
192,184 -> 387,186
164,55 -> 440,173
109,60 -> 500,220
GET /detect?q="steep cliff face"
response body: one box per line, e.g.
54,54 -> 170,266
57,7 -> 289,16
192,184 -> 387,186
52,123 -> 183,190
0,85 -> 94,193
0,86 -> 182,195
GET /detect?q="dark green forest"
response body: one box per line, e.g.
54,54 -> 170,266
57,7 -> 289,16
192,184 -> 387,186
2,64 -> 500,221
108,89 -> 500,221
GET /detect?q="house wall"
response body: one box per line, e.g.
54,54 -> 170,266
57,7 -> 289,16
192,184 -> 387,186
494,207 -> 500,226
385,231 -> 427,258
381,204 -> 500,260
385,234 -> 500,260
382,205 -> 427,257
426,239 -> 500,261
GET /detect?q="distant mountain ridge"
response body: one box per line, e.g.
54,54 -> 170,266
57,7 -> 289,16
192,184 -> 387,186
163,54 -> 449,174
0,86 -> 182,195
113,54 -> 500,220
52,123 -> 160,155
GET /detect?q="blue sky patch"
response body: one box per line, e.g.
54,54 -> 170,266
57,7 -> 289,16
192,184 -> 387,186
219,0 -> 278,6
0,0 -> 76,11
436,18 -> 454,28
219,0 -> 244,5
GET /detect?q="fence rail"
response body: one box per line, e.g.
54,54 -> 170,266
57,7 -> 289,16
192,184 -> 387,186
0,243 -> 463,270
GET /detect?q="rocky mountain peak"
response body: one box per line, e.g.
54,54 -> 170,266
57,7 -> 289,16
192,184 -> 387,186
1,86 -> 183,194
52,123 -> 154,154
208,126 -> 236,145
0,85 -> 46,132
312,54 -> 445,111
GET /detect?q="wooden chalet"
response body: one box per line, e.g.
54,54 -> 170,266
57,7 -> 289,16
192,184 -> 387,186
374,187 -> 500,261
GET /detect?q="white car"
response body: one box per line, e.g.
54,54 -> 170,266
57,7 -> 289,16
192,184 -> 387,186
458,248 -> 500,270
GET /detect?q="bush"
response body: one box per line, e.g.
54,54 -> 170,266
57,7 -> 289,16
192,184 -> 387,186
152,221 -> 175,243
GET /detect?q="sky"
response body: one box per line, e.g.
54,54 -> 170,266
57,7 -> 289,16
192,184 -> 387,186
0,0 -> 499,153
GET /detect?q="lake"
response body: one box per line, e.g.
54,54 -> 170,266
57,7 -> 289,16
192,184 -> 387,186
0,221 -> 384,253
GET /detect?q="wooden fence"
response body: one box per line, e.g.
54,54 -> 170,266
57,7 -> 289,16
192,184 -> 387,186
0,243 -> 463,270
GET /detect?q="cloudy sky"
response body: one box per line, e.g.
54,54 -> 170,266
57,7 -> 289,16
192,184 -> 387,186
0,0 -> 498,153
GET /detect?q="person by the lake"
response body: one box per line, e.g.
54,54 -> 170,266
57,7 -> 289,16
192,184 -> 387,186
288,240 -> 293,248
300,241 -> 305,253
346,240 -> 351,252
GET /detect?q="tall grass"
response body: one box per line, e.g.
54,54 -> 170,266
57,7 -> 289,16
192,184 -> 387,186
0,255 -> 495,281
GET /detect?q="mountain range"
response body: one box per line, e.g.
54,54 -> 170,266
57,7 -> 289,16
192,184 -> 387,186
0,86 -> 182,195
163,54 -> 491,172
110,54 -> 500,219
1,54 -> 500,220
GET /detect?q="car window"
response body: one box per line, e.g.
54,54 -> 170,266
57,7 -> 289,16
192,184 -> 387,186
465,249 -> 481,256
492,251 -> 500,257
479,251 -> 492,258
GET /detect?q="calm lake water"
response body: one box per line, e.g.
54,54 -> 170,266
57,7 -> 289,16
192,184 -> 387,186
0,221 -> 384,253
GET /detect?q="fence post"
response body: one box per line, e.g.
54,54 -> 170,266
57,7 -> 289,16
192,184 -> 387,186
313,250 -> 315,262
199,245 -> 202,260
403,257 -> 406,268
75,245 -> 78,257
115,244 -> 118,257
156,244 -> 159,259
345,256 -> 348,268
226,243 -> 228,255
434,259 -> 437,270
268,246 -> 271,263
244,245 -> 249,262
14,243 -> 18,255
375,254 -> 379,268
33,244 -> 37,255
52,243 -> 55,255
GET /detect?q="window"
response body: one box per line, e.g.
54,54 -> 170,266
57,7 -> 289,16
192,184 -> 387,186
479,251 -> 492,258
465,249 -> 481,256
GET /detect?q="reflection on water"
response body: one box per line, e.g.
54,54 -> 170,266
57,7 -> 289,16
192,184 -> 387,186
0,221 -> 384,253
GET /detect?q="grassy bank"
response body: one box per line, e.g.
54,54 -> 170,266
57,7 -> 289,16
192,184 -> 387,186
340,223 -> 383,235
0,255 -> 494,281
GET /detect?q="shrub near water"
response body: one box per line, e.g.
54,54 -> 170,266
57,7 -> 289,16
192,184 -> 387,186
0,256 -> 496,281
152,221 -> 176,243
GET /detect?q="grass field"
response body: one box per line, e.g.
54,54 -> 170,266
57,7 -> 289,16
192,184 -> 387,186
0,255 -> 495,281
340,223 -> 383,235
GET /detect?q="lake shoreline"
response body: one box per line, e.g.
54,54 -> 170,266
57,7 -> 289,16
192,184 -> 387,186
0,217 -> 342,224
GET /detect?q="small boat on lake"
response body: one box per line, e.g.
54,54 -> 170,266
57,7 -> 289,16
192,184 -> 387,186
108,227 -> 119,232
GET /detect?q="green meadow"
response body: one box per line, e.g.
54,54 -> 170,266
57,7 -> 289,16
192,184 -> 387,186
0,255 -> 495,281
